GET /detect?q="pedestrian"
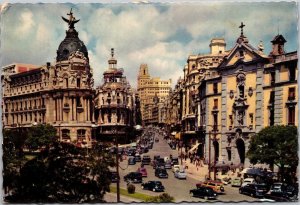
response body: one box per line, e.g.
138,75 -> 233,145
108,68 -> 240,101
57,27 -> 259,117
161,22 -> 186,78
190,156 -> 192,163
184,154 -> 188,161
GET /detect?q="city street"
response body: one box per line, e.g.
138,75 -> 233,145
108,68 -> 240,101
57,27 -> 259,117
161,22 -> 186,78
113,129 -> 258,202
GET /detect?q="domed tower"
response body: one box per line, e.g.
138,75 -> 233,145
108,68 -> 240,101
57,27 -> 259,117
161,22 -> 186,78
47,9 -> 95,147
95,48 -> 135,144
56,9 -> 89,62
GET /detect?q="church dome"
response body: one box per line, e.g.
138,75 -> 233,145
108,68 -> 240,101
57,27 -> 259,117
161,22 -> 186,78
56,10 -> 89,62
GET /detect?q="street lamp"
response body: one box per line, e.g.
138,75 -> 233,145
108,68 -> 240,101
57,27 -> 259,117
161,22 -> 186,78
112,124 -> 120,202
203,124 -> 219,180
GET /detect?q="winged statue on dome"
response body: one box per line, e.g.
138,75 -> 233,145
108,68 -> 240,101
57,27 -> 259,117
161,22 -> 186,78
62,8 -> 80,29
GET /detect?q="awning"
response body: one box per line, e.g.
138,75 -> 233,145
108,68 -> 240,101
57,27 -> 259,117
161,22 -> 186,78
175,132 -> 181,139
171,131 -> 176,135
188,143 -> 200,153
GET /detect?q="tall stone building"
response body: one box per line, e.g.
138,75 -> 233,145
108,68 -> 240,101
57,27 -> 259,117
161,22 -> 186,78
94,48 -> 135,143
137,64 -> 172,125
181,38 -> 228,154
2,10 -> 95,147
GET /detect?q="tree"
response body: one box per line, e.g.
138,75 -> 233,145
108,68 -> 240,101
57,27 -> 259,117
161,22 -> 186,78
247,125 -> 298,182
25,123 -> 57,151
5,142 -> 116,203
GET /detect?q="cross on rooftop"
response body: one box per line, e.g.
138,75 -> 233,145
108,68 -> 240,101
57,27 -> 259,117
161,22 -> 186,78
239,22 -> 245,36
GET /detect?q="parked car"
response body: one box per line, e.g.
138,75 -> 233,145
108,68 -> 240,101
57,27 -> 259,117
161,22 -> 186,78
128,157 -> 136,165
270,183 -> 298,200
197,180 -> 225,194
190,186 -> 217,199
155,168 -> 168,178
153,155 -> 160,161
141,181 -> 165,192
239,184 -> 268,198
165,160 -> 172,169
171,157 -> 179,166
241,178 -> 256,187
155,138 -> 159,142
231,177 -> 243,187
142,155 -> 151,165
109,171 -> 119,183
173,164 -> 181,173
135,154 -> 142,162
174,169 -> 187,179
124,172 -> 143,183
137,167 -> 148,177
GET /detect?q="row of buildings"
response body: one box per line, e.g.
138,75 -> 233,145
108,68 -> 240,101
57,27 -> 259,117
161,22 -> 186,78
160,24 -> 297,167
137,64 -> 172,125
2,10 -> 141,147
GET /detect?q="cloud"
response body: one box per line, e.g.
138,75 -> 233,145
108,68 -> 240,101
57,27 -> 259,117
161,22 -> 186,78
1,2 -> 298,89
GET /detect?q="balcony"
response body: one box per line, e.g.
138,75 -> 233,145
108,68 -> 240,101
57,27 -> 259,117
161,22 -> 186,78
77,106 -> 84,113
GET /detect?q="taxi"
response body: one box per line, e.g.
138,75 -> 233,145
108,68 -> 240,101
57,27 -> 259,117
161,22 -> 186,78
197,180 -> 225,194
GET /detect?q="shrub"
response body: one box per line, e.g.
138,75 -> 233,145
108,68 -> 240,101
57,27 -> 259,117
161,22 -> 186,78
145,193 -> 174,202
127,183 -> 135,194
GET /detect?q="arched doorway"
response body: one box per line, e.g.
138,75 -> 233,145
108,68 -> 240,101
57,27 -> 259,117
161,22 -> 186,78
236,138 -> 245,164
213,141 -> 219,162
197,144 -> 204,159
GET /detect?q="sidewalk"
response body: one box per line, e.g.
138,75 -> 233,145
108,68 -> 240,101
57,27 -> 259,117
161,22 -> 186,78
179,158 -> 208,181
181,158 -> 239,181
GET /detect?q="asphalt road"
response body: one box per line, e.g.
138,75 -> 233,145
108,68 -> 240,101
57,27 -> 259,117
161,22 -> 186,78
115,129 -> 258,202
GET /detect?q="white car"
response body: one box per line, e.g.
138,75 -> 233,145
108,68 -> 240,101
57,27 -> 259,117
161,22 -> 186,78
241,178 -> 256,187
174,169 -> 187,179
172,165 -> 181,173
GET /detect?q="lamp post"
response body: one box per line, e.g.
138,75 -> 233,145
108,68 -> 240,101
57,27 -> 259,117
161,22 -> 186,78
112,124 -> 120,202
205,124 -> 218,180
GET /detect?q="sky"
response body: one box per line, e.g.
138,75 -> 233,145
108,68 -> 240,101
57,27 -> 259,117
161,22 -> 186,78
0,2 -> 298,89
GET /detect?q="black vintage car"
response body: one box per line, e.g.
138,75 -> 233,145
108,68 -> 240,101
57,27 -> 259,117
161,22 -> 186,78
190,187 -> 217,200
171,157 -> 179,166
128,157 -> 136,165
270,183 -> 299,200
141,181 -> 165,192
239,184 -> 268,198
155,168 -> 168,178
142,155 -> 151,165
124,172 -> 143,183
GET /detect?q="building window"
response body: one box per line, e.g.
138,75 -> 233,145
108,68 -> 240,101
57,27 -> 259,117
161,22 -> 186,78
76,97 -> 82,107
239,85 -> 244,98
288,106 -> 295,125
213,99 -> 218,109
62,129 -> 70,140
270,72 -> 276,85
289,66 -> 296,81
77,129 -> 86,141
239,50 -> 244,57
77,78 -> 80,88
227,149 -> 231,161
288,87 -> 296,101
65,78 -> 68,88
213,83 -> 218,94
